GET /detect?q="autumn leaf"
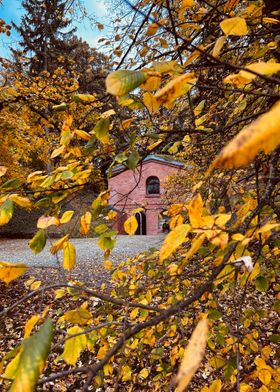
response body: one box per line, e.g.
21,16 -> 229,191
50,234 -> 69,254
24,315 -> 41,339
37,215 -> 60,229
153,72 -> 197,110
106,70 -> 149,96
212,36 -> 226,58
9,194 -> 32,208
210,100 -> 280,169
72,93 -> 95,103
0,261 -> 27,284
146,23 -> 159,36
9,319 -> 53,392
59,304 -> 92,325
75,129 -> 91,141
160,224 -> 191,262
60,210 -> 74,224
62,326 -> 87,365
175,318 -> 209,391
209,379 -> 222,392
63,241 -> 76,271
93,117 -> 110,144
124,215 -> 138,235
80,211 -> 92,236
0,198 -> 13,226
29,230 -> 47,254
220,17 -> 247,36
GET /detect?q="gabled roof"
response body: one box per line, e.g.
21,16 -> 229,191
110,154 -> 188,177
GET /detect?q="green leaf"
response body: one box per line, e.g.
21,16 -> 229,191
208,309 -> 222,321
98,233 -> 116,251
52,103 -> 68,112
72,93 -> 95,103
255,276 -> 269,292
93,117 -> 110,144
1,178 -> 22,190
106,70 -> 148,96
269,334 -> 280,343
0,199 -> 14,226
10,318 -> 53,392
29,230 -> 47,254
127,151 -> 140,170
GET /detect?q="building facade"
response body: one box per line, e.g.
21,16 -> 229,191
108,155 -> 185,235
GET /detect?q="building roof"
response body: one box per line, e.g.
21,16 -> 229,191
110,154 -> 188,177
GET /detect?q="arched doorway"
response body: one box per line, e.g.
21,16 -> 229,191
135,211 -> 147,235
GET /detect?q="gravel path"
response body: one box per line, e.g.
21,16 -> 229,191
0,235 -> 165,267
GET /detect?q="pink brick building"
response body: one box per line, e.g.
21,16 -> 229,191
108,155 -> 185,235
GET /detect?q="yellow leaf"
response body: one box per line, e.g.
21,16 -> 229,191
210,101 -> 280,169
62,326 -> 87,365
154,72 -> 196,110
257,222 -> 280,234
143,91 -> 160,113
139,368 -> 150,379
175,319 -> 209,391
209,379 -> 222,392
160,224 -> 191,262
37,215 -> 60,229
24,315 -> 41,339
60,306 -> 92,325
50,145 -> 65,159
4,351 -> 22,379
73,93 -> 95,103
212,36 -> 226,58
80,211 -> 92,236
120,118 -> 133,131
146,23 -> 159,36
75,129 -> 91,141
50,234 -> 69,254
63,242 -> 76,271
130,308 -> 139,320
188,194 -> 213,228
121,365 -> 132,381
0,261 -> 27,284
263,17 -> 280,24
182,233 -> 206,265
258,369 -> 271,385
30,281 -> 41,290
55,288 -> 65,299
10,194 -> 32,208
240,384 -> 253,392
0,199 -> 13,226
60,210 -> 74,224
107,210 -> 117,220
103,260 -> 112,270
140,75 -> 161,91
215,213 -> 231,228
220,17 -> 247,36
124,215 -> 138,235
239,62 -> 280,81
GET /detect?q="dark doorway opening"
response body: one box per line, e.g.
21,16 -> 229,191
135,212 -> 147,235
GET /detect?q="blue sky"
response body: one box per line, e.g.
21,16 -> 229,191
0,0 -> 108,58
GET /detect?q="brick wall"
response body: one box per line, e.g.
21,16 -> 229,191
108,159 -> 184,235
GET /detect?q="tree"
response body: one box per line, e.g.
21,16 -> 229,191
12,0 -> 76,74
0,0 -> 280,391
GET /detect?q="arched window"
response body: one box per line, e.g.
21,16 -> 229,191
146,176 -> 160,195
